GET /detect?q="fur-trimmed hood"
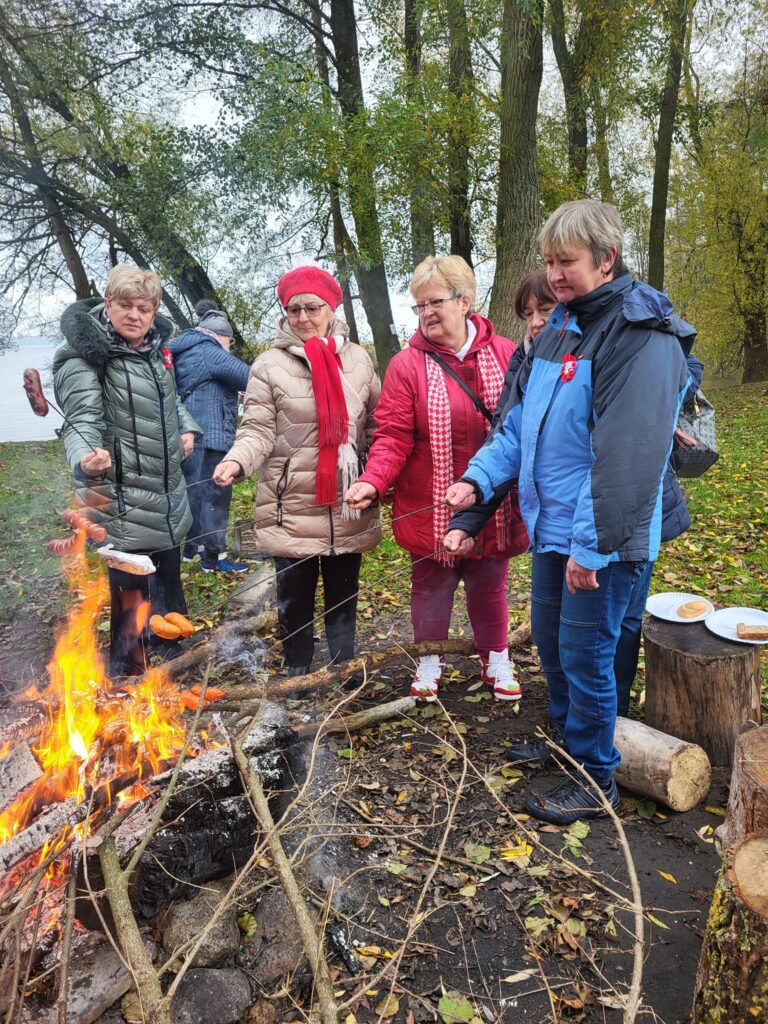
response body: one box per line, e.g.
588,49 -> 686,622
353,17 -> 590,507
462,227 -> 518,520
54,298 -> 174,375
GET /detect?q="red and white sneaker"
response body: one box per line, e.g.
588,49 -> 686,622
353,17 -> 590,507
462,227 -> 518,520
410,655 -> 443,702
481,650 -> 522,702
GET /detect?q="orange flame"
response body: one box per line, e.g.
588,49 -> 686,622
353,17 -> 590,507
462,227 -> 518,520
0,547 -> 193,856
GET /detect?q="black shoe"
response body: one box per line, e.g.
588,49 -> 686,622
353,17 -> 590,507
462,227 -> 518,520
504,735 -> 563,766
286,664 -> 312,678
524,776 -> 621,825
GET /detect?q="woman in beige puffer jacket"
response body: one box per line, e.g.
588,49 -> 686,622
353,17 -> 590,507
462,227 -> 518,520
214,265 -> 381,675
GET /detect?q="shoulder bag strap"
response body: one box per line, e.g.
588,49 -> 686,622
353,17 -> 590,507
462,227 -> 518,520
426,350 -> 493,423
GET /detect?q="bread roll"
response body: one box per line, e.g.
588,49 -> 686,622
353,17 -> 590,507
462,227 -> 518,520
736,623 -> 768,641
677,600 -> 709,619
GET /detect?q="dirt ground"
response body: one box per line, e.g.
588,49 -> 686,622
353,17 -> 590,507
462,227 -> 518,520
0,589 -> 725,1024
282,626 -> 725,1024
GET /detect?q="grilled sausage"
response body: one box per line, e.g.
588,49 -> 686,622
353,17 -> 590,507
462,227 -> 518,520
46,536 -> 78,556
23,368 -> 49,417
60,508 -> 108,542
149,615 -> 182,640
164,612 -> 196,637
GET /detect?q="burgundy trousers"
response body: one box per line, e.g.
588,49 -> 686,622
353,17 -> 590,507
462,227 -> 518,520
410,554 -> 509,656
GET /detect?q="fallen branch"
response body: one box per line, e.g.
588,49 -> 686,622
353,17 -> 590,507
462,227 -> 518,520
231,729 -> 339,1024
295,696 -> 416,739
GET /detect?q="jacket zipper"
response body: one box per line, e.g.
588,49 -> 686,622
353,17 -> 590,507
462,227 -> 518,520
113,437 -> 127,515
122,360 -> 142,474
146,355 -> 175,545
275,458 -> 290,526
327,506 -> 336,555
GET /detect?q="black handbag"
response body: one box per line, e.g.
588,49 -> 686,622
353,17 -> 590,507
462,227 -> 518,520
670,388 -> 719,478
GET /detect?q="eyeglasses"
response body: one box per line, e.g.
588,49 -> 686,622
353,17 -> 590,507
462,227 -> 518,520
411,295 -> 461,315
285,303 -> 327,317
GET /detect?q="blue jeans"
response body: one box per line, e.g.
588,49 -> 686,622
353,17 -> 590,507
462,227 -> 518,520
182,445 -> 233,557
530,553 -> 652,787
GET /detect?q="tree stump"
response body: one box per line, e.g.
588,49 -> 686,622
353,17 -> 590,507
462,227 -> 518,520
692,723 -> 768,1021
642,617 -> 762,766
715,724 -> 768,851
613,717 -> 710,811
691,832 -> 768,1022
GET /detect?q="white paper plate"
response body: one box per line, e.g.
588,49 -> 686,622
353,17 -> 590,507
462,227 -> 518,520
705,607 -> 768,644
645,591 -> 714,624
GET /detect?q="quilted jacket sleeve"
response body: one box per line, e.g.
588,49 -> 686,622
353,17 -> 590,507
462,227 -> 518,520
203,345 -> 251,392
223,357 -> 277,478
357,353 -> 417,498
53,357 -> 106,473
175,393 -> 202,438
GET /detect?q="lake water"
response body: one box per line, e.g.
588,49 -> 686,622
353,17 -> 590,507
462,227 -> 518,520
0,339 -> 62,442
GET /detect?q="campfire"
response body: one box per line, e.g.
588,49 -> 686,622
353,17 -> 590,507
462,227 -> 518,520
0,540 -> 196,882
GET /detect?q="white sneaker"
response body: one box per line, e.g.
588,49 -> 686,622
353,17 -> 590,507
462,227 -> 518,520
410,655 -> 443,702
481,650 -> 522,701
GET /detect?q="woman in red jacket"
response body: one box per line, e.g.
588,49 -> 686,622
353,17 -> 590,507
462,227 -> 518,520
346,256 -> 528,702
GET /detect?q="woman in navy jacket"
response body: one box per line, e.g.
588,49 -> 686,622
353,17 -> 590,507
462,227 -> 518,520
169,302 -> 251,572
446,200 -> 694,825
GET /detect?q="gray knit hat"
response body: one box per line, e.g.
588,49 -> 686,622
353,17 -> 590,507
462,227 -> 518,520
194,299 -> 233,338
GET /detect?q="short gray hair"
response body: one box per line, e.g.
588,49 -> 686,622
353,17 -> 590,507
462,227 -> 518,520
539,200 -> 624,269
411,255 -> 476,308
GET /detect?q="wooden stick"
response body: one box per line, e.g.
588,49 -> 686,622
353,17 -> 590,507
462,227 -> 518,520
98,836 -> 168,1024
231,732 -> 339,1024
295,695 -> 416,739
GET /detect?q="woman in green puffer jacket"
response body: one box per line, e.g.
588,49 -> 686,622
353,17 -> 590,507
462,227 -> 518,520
53,265 -> 201,676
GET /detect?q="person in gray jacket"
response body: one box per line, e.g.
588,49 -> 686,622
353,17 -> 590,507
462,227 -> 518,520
54,266 -> 200,676
169,302 -> 251,572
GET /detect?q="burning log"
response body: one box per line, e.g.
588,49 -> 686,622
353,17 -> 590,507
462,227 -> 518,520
0,742 -> 42,814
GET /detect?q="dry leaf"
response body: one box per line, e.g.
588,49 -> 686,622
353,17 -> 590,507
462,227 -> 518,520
658,870 -> 677,883
647,912 -> 670,930
502,969 -> 537,983
375,994 -> 400,1018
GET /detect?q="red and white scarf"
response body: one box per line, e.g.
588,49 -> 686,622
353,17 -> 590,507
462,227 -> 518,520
426,346 -> 514,563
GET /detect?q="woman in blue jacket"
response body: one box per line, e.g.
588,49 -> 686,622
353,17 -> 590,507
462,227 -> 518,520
169,303 -> 251,572
445,200 -> 694,825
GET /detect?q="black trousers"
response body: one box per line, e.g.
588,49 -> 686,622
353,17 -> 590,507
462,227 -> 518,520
182,445 -> 233,557
109,547 -> 187,677
274,553 -> 362,669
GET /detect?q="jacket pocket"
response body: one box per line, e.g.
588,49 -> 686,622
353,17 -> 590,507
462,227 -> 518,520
113,437 -> 127,515
275,458 -> 290,526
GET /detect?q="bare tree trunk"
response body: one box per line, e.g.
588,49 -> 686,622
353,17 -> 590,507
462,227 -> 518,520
446,0 -> 474,265
743,309 -> 768,382
311,3 -> 361,346
648,0 -> 694,290
549,0 -> 589,195
592,82 -> 614,204
329,0 -> 400,371
405,0 -> 435,266
488,0 -> 543,337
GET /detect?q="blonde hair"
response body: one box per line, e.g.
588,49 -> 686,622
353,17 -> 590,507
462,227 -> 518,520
539,200 -> 624,269
104,265 -> 162,309
410,255 -> 476,307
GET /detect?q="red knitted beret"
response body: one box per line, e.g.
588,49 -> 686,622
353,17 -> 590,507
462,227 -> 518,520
277,265 -> 343,311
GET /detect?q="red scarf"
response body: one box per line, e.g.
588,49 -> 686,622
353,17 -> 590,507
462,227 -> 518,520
304,335 -> 348,505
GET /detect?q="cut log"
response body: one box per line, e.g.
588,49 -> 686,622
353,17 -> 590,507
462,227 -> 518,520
642,616 -> 762,766
715,723 -> 768,852
614,717 -> 711,812
0,741 -> 42,812
691,831 -> 768,1022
